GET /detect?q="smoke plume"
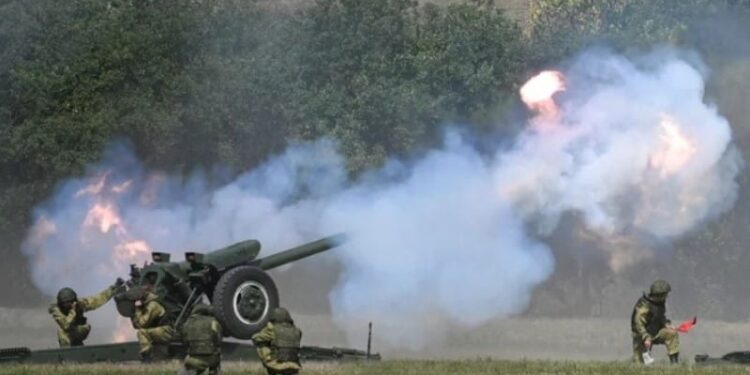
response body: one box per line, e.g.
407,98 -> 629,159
23,49 -> 741,348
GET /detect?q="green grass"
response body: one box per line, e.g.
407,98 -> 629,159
2,360 -> 750,375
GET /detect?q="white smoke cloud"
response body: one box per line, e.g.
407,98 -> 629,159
320,135 -> 554,347
500,50 -> 741,241
22,49 -> 742,348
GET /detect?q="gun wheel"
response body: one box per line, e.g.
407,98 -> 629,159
213,266 -> 279,339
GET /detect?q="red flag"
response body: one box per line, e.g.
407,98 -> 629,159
677,316 -> 697,333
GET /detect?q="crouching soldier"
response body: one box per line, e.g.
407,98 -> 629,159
631,279 -> 680,364
127,287 -> 176,361
252,307 -> 302,375
179,303 -> 222,375
49,278 -> 124,347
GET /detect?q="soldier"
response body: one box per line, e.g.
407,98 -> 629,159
127,287 -> 176,361
179,303 -> 222,375
49,278 -> 123,347
631,279 -> 680,364
251,307 -> 302,375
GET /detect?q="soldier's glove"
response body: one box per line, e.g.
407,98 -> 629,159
114,277 -> 125,288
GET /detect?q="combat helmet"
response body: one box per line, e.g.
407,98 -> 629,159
57,287 -> 78,304
649,280 -> 671,295
270,307 -> 293,324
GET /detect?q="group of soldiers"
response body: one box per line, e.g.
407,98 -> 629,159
49,280 -> 302,374
49,277 -> 682,368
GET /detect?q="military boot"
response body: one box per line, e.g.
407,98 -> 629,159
140,351 -> 152,363
151,344 -> 169,361
669,353 -> 680,364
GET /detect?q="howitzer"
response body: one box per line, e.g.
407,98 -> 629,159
115,234 -> 346,339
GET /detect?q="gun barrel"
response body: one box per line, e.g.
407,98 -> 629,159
257,234 -> 347,270
203,239 -> 261,270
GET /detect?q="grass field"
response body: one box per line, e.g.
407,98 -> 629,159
2,360 -> 750,375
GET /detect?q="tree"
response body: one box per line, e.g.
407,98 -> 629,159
292,0 -> 527,170
527,0 -> 714,64
415,3 -> 526,120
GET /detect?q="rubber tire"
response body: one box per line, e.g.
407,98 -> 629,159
212,266 -> 279,339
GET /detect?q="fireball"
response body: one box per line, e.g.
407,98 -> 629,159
650,116 -> 696,177
83,203 -> 123,234
76,172 -> 153,265
114,240 -> 151,263
520,70 -> 566,122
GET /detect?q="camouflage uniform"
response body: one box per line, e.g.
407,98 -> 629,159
131,290 -> 175,358
180,304 -> 222,375
252,308 -> 302,375
49,284 -> 119,347
631,280 -> 679,364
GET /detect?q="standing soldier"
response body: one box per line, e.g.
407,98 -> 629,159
631,279 -> 680,364
49,278 -> 124,347
179,303 -> 222,375
127,287 -> 176,361
251,307 -> 302,375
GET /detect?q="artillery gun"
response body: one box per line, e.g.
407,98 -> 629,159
0,233 -> 382,364
116,234 -> 346,339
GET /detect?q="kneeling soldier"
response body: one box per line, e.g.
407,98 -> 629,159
128,287 -> 176,361
631,279 -> 680,364
179,303 -> 222,375
49,279 -> 123,347
252,307 -> 302,375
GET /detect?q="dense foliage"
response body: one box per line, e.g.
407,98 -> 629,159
1,0 -> 750,314
0,0 -> 529,303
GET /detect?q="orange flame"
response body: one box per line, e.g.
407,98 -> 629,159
520,70 -> 566,122
650,116 -> 696,177
114,240 -> 151,262
75,173 -> 110,198
111,180 -> 133,194
112,317 -> 135,343
83,203 -> 123,234
77,172 -> 152,264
